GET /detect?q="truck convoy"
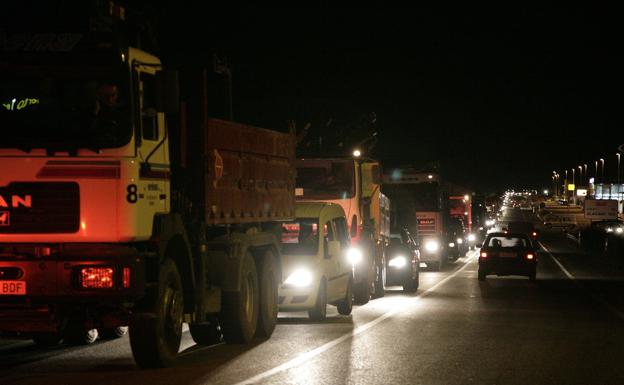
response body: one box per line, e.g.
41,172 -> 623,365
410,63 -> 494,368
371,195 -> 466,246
295,157 -> 390,304
0,4 -> 296,368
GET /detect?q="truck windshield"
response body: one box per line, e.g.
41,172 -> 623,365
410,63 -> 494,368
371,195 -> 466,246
384,182 -> 441,212
296,159 -> 355,199
280,219 -> 320,256
0,59 -> 131,151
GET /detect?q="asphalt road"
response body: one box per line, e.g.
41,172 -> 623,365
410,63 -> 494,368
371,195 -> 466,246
3,208 -> 624,385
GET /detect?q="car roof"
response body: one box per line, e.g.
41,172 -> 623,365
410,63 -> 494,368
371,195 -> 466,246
486,232 -> 530,239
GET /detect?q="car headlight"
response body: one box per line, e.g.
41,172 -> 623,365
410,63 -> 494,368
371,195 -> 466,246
347,247 -> 363,265
449,242 -> 455,248
607,227 -> 614,233
617,228 -> 624,234
456,238 -> 463,244
388,256 -> 407,268
467,234 -> 476,242
425,240 -> 439,252
284,269 -> 313,287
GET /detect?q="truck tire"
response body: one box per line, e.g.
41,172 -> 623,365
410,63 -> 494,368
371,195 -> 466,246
337,278 -> 353,315
129,258 -> 184,368
221,253 -> 259,344
189,321 -> 222,345
255,251 -> 278,339
373,265 -> 385,298
100,326 -> 128,339
308,281 -> 327,321
353,281 -> 370,304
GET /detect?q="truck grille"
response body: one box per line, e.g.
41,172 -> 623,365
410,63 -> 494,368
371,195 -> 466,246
0,182 -> 80,234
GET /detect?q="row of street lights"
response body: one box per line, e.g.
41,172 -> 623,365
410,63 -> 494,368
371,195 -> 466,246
551,153 -> 622,197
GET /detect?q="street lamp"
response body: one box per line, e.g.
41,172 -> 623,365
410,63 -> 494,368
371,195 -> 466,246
600,158 -> 605,183
571,168 -> 575,187
583,164 -> 588,185
595,160 -> 599,183
578,166 -> 583,186
352,149 -> 362,158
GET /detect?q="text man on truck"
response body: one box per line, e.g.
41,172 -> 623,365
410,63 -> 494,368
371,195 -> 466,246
0,3 -> 295,368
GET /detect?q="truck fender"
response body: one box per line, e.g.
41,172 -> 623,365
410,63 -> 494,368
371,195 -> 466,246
151,213 -> 195,311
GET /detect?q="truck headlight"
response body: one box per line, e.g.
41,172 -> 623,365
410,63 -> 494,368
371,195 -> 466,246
388,255 -> 407,268
449,242 -> 455,248
284,269 -> 313,287
467,233 -> 476,242
617,228 -> 624,234
425,240 -> 439,252
347,247 -> 363,265
456,238 -> 463,244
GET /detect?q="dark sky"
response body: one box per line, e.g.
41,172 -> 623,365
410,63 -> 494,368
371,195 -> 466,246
159,6 -> 621,192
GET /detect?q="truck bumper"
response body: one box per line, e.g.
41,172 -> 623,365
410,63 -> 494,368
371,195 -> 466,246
0,244 -> 145,333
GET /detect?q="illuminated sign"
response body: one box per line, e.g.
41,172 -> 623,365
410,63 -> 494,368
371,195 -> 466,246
577,189 -> 587,197
567,184 -> 576,191
2,98 -> 39,111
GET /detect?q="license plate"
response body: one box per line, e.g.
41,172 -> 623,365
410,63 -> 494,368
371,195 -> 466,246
499,252 -> 517,258
0,281 -> 26,295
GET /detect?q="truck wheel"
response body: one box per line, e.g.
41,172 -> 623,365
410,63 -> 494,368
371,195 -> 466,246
221,253 -> 259,344
337,279 -> 353,315
353,281 -> 370,304
189,321 -> 222,345
308,281 -> 327,321
373,265 -> 385,298
100,326 -> 128,339
129,258 -> 184,368
255,251 -> 278,339
32,332 -> 63,347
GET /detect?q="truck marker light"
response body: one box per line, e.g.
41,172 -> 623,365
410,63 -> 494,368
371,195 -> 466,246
123,267 -> 131,288
526,254 -> 534,260
81,267 -> 114,289
480,252 -> 487,258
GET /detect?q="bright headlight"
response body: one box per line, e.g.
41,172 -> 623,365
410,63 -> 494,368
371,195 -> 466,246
456,238 -> 463,244
617,228 -> 624,234
388,256 -> 407,268
449,242 -> 455,248
467,234 -> 476,242
607,228 -> 614,233
284,269 -> 313,287
347,247 -> 363,264
425,240 -> 439,252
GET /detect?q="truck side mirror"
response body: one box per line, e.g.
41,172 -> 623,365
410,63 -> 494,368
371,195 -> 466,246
327,240 -> 341,258
155,70 -> 179,114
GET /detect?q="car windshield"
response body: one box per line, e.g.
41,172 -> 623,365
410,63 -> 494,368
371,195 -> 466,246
486,235 -> 530,248
280,218 -> 320,256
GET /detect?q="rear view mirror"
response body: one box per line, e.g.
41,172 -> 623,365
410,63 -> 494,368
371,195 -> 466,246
155,70 -> 179,113
327,240 -> 341,258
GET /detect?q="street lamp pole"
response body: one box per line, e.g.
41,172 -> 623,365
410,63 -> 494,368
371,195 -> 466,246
600,158 -> 605,183
595,160 -> 599,183
583,164 -> 588,185
578,166 -> 583,186
617,153 -> 621,185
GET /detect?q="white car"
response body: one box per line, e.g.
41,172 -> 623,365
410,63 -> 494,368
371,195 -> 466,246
278,202 -> 354,320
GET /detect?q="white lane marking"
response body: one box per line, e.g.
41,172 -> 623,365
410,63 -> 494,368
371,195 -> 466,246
539,241 -> 624,321
231,251 -> 477,385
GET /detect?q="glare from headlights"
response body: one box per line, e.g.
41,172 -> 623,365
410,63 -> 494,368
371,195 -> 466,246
467,234 -> 476,242
457,238 -> 463,244
425,240 -> 439,252
617,228 -> 624,234
284,268 -> 313,287
388,256 -> 407,268
449,242 -> 455,248
607,228 -> 614,233
347,247 -> 363,264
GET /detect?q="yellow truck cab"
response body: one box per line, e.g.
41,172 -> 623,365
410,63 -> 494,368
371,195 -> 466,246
278,202 -> 353,320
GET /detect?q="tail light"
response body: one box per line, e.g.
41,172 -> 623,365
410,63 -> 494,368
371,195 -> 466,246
532,232 -> 537,237
526,253 -> 534,260
480,252 -> 487,258
80,267 -> 114,289
123,267 -> 131,288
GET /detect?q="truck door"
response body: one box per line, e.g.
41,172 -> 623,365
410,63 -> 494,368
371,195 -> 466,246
134,68 -> 170,236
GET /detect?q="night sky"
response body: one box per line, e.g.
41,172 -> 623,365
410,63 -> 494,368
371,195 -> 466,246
54,5 -> 624,192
